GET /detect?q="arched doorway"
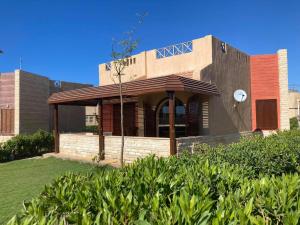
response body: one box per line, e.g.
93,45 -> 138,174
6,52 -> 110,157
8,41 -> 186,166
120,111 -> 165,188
156,98 -> 186,137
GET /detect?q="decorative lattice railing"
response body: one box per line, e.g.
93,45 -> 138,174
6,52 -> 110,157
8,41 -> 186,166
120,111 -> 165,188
156,41 -> 193,59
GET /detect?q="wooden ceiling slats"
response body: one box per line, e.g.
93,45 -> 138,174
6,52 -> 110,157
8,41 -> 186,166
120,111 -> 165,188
48,75 -> 219,105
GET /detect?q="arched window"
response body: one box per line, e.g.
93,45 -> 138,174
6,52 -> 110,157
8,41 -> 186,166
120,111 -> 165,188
157,99 -> 186,137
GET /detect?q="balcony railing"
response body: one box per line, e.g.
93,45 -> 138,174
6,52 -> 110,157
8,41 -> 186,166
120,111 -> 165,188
156,41 -> 193,59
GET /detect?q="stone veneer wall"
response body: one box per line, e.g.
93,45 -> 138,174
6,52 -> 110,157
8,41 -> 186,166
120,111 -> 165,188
59,134 -> 170,162
0,135 -> 13,143
176,132 -> 253,154
277,49 -> 290,130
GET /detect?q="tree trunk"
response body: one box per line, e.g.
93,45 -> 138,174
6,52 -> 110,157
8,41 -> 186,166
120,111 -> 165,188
118,75 -> 125,167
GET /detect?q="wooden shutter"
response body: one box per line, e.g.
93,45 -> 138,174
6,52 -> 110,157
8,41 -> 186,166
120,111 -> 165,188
0,109 -> 14,135
256,99 -> 278,130
103,105 -> 113,133
113,103 -> 136,136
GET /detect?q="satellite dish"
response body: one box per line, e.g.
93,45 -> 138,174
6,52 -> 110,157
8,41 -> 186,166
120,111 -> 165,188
234,89 -> 247,103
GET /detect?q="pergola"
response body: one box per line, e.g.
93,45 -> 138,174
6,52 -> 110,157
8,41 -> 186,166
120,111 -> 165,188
48,75 -> 219,158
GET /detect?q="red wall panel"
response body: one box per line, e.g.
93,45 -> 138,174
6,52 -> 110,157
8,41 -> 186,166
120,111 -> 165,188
250,54 -> 280,130
103,104 -> 113,132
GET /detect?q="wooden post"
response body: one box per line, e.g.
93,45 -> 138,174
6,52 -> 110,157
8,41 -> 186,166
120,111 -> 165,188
53,104 -> 59,153
98,99 -> 105,160
168,91 -> 176,155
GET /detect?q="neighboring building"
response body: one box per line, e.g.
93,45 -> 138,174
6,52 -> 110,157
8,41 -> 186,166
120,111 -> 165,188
85,106 -> 97,126
49,35 -> 290,162
289,90 -> 300,119
0,69 -> 90,137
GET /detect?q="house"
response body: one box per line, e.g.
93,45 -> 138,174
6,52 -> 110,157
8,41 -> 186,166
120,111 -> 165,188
85,106 -> 98,127
48,35 -> 289,162
0,69 -> 90,142
289,89 -> 300,120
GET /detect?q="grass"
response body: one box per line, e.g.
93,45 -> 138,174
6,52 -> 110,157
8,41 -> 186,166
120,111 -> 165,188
0,157 -> 98,224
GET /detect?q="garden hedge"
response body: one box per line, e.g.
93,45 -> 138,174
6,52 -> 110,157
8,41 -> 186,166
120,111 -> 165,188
7,130 -> 300,224
0,130 -> 54,162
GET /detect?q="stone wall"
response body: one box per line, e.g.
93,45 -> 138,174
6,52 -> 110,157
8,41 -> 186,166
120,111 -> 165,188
59,133 -> 170,162
278,49 -> 290,130
105,136 -> 170,162
0,135 -> 13,143
60,133 -> 99,159
176,132 -> 252,153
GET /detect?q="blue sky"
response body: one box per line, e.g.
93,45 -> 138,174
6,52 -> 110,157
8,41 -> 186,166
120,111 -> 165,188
0,0 -> 299,86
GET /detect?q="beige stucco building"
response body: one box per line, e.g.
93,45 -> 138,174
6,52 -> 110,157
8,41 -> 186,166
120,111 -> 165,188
98,35 -> 289,136
289,90 -> 300,119
85,106 -> 97,126
48,34 -> 290,162
0,70 -> 90,138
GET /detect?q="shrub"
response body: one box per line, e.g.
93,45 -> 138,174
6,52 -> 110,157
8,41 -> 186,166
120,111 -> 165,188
194,130 -> 300,177
85,125 -> 98,134
290,117 -> 299,130
0,130 -> 54,162
7,155 -> 300,225
7,130 -> 300,224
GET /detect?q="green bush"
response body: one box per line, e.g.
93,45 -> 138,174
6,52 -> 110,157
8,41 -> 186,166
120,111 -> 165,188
0,130 -> 54,162
85,125 -> 98,134
290,117 -> 299,130
7,130 -> 300,224
8,155 -> 300,225
194,130 -> 300,177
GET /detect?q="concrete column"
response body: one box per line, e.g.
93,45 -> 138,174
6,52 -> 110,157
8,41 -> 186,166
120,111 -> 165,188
278,49 -> 290,130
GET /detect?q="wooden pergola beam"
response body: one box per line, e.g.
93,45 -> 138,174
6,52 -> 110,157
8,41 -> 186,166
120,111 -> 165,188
168,91 -> 176,155
98,99 -> 105,160
53,104 -> 59,153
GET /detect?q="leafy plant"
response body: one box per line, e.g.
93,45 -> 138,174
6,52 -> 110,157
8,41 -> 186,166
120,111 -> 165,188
7,130 -> 300,224
290,117 -> 299,130
0,130 -> 54,162
85,125 -> 98,134
194,130 -> 300,177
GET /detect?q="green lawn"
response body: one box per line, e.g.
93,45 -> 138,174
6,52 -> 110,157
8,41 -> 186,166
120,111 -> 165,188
0,157 -> 98,224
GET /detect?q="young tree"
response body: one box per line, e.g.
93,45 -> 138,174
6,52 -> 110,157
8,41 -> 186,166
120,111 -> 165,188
109,13 -> 146,167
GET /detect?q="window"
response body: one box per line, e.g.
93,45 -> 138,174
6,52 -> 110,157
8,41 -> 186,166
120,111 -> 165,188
157,99 -> 186,137
133,58 -> 136,64
105,63 -> 111,71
